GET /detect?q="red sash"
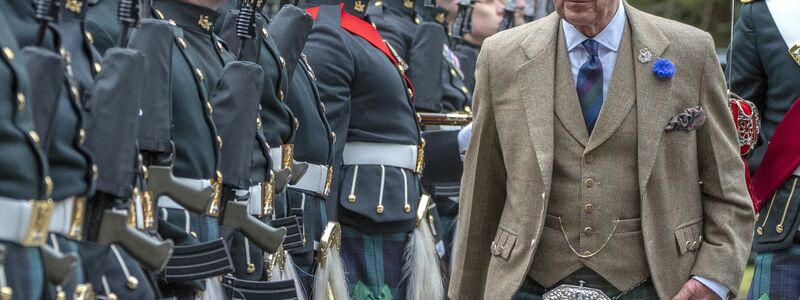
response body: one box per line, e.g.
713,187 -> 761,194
306,5 -> 415,100
752,97 -> 800,211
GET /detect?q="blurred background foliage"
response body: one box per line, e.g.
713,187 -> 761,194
628,0 -> 740,48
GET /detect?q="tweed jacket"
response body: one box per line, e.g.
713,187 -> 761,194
448,2 -> 755,299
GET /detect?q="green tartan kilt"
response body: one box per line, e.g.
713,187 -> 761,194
340,224 -> 410,300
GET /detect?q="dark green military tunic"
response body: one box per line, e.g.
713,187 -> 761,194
0,8 -> 51,300
1,0 -> 94,202
368,0 -> 471,112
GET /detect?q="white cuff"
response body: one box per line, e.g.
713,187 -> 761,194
692,276 -> 729,300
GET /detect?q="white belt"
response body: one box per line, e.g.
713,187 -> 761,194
290,163 -> 330,195
0,196 -> 55,246
240,183 -> 263,216
342,142 -> 418,170
157,177 -> 213,210
269,147 -> 283,172
49,196 -> 86,237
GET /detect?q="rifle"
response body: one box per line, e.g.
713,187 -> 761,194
40,244 -> 78,286
523,0 -> 534,23
497,0 -> 516,32
34,0 -> 59,46
450,0 -> 474,45
418,112 -> 473,126
211,11 -> 287,252
116,0 -> 140,47
97,210 -> 174,271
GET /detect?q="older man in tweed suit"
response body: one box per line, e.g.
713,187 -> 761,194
450,0 -> 755,299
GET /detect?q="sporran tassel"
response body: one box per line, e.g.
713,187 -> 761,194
403,217 -> 444,300
313,222 -> 348,300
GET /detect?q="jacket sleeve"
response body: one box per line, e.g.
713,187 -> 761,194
447,38 -> 506,299
726,4 -> 767,169
691,33 -> 755,297
302,22 -> 355,218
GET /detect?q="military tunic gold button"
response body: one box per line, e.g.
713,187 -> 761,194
85,31 -> 94,44
16,93 -> 25,110
2,47 -> 13,60
94,62 -> 102,73
178,37 -> 187,49
29,130 -> 40,144
195,68 -> 204,81
460,86 -> 469,94
127,276 -> 139,289
262,27 -> 269,38
216,136 -> 223,148
206,101 -> 213,114
79,129 -> 86,144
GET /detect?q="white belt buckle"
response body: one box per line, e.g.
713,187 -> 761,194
543,281 -> 611,300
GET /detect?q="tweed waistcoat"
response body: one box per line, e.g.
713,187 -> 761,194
528,22 -> 650,292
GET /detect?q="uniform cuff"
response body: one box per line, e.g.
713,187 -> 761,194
693,275 -> 729,300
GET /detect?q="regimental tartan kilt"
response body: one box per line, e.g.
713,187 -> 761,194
748,243 -> 800,300
1,240 -> 44,300
341,225 -> 410,300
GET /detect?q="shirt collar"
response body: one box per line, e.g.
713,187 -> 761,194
562,1 -> 626,53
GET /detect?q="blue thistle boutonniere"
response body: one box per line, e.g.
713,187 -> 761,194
652,58 -> 675,79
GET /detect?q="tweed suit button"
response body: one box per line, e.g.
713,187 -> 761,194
583,227 -> 594,236
585,178 -> 594,188
584,204 -> 594,213
584,154 -> 593,164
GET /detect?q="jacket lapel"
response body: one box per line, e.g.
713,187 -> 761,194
625,2 -> 674,192
554,27 -> 590,146
584,23 -> 635,153
517,13 -> 560,194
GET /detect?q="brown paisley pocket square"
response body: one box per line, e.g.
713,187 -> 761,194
665,106 -> 706,132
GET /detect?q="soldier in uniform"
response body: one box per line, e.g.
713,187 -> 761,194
0,1 -> 102,299
215,2 -> 309,297
267,5 -> 340,294
0,7 -> 52,300
303,0 -> 443,298
89,0 -> 241,298
727,0 -> 800,298
46,1 -> 170,298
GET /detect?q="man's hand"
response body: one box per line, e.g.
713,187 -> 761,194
672,279 -> 722,300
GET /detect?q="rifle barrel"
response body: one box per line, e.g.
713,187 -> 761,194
418,113 -> 473,126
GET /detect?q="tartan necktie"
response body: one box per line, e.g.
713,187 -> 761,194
576,39 -> 604,134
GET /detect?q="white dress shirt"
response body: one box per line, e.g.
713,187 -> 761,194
561,2 -> 729,299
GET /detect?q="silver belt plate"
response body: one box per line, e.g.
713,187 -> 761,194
543,281 -> 611,300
